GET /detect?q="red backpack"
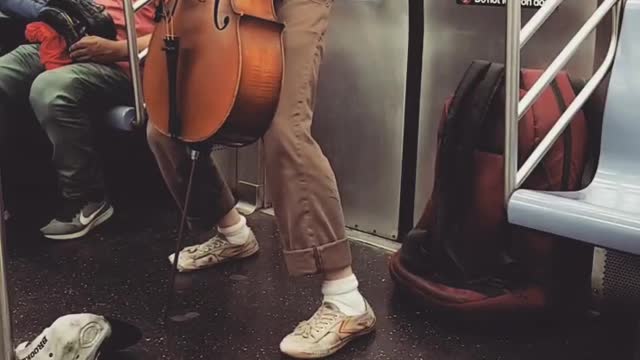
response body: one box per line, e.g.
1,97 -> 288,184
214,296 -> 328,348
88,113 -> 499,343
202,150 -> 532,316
389,60 -> 593,315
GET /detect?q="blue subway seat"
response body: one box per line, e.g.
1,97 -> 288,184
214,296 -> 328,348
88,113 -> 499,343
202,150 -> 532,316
508,0 -> 640,255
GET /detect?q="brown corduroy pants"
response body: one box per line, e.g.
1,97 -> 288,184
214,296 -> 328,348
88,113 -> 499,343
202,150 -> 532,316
146,0 -> 351,276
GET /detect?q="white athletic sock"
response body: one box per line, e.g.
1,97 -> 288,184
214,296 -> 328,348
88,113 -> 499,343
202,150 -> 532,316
322,274 -> 367,316
218,215 -> 251,245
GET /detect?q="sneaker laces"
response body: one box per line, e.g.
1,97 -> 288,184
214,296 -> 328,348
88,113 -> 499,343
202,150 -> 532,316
185,236 -> 228,256
293,304 -> 341,340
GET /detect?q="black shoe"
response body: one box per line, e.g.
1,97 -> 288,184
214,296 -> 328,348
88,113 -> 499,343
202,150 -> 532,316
41,197 -> 114,240
38,0 -> 117,49
48,0 -> 117,38
38,6 -> 83,46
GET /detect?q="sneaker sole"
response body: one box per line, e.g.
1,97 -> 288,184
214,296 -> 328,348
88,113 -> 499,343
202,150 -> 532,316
282,321 -> 377,359
44,205 -> 114,241
172,239 -> 260,273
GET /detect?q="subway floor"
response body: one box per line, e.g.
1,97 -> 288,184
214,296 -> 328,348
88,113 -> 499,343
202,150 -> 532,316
5,205 -> 637,360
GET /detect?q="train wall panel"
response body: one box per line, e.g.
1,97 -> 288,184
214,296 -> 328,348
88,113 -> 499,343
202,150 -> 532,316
312,0 -> 409,239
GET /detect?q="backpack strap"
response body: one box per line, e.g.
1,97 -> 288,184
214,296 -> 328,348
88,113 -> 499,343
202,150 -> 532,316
569,77 -> 599,189
440,60 -> 494,142
410,61 -> 491,276
429,60 -> 493,279
549,78 -> 572,191
434,61 -> 505,281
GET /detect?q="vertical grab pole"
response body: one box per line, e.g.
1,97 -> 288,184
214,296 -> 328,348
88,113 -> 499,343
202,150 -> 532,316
504,0 -> 521,205
123,0 -> 146,127
0,175 -> 13,360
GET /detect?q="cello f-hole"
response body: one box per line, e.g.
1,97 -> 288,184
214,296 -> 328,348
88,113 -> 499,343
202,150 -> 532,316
213,0 -> 230,30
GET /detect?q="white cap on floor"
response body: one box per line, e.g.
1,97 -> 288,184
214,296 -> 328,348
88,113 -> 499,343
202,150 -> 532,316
14,314 -> 112,360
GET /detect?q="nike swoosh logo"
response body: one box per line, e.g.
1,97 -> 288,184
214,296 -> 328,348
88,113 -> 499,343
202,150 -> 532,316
79,203 -> 105,226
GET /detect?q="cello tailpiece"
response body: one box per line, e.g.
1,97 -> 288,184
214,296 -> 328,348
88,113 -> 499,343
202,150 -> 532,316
163,37 -> 181,139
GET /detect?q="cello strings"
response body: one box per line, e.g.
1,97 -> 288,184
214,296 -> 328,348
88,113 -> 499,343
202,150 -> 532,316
163,1 -> 169,38
162,0 -> 175,39
169,0 -> 178,39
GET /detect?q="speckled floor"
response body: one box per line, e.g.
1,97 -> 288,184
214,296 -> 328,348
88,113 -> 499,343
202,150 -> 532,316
3,202 -> 637,360
1,125 -> 636,359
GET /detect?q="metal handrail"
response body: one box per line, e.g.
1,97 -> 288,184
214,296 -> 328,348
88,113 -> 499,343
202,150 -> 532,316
0,175 -> 12,360
134,0 -> 153,11
123,0 -> 153,127
518,0 -> 620,121
504,0 -> 622,203
520,0 -> 563,47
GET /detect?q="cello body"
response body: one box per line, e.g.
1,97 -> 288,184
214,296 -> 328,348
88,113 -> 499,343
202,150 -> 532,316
143,0 -> 285,146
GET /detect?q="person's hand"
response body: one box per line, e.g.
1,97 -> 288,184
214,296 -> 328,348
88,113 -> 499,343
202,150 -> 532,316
69,36 -> 126,64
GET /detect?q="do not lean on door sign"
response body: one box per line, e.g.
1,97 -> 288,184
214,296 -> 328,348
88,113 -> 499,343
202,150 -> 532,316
456,0 -> 547,8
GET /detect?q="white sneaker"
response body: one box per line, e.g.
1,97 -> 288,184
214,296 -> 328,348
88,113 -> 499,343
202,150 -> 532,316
168,231 -> 259,272
14,314 -> 111,360
280,301 -> 376,359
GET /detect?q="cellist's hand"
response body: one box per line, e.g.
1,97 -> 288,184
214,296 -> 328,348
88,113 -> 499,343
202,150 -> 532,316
69,36 -> 127,64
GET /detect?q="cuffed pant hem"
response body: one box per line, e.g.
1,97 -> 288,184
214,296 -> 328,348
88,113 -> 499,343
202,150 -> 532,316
283,237 -> 352,277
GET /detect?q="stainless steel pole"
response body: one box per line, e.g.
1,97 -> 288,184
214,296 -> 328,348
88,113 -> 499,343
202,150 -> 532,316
123,0 -> 146,128
504,0 -> 521,204
0,174 -> 13,360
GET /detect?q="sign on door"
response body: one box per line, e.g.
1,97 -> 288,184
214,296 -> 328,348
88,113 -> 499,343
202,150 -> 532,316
457,0 -> 547,8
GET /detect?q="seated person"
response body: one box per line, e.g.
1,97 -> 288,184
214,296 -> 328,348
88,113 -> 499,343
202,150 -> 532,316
0,0 -> 156,240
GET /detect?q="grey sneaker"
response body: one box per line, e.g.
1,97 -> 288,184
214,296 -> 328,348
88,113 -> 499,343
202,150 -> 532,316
280,301 -> 377,359
41,198 -> 114,240
168,230 -> 259,272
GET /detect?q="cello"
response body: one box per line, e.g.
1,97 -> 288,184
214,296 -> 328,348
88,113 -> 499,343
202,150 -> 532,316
143,0 -> 285,147
142,0 -> 284,320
